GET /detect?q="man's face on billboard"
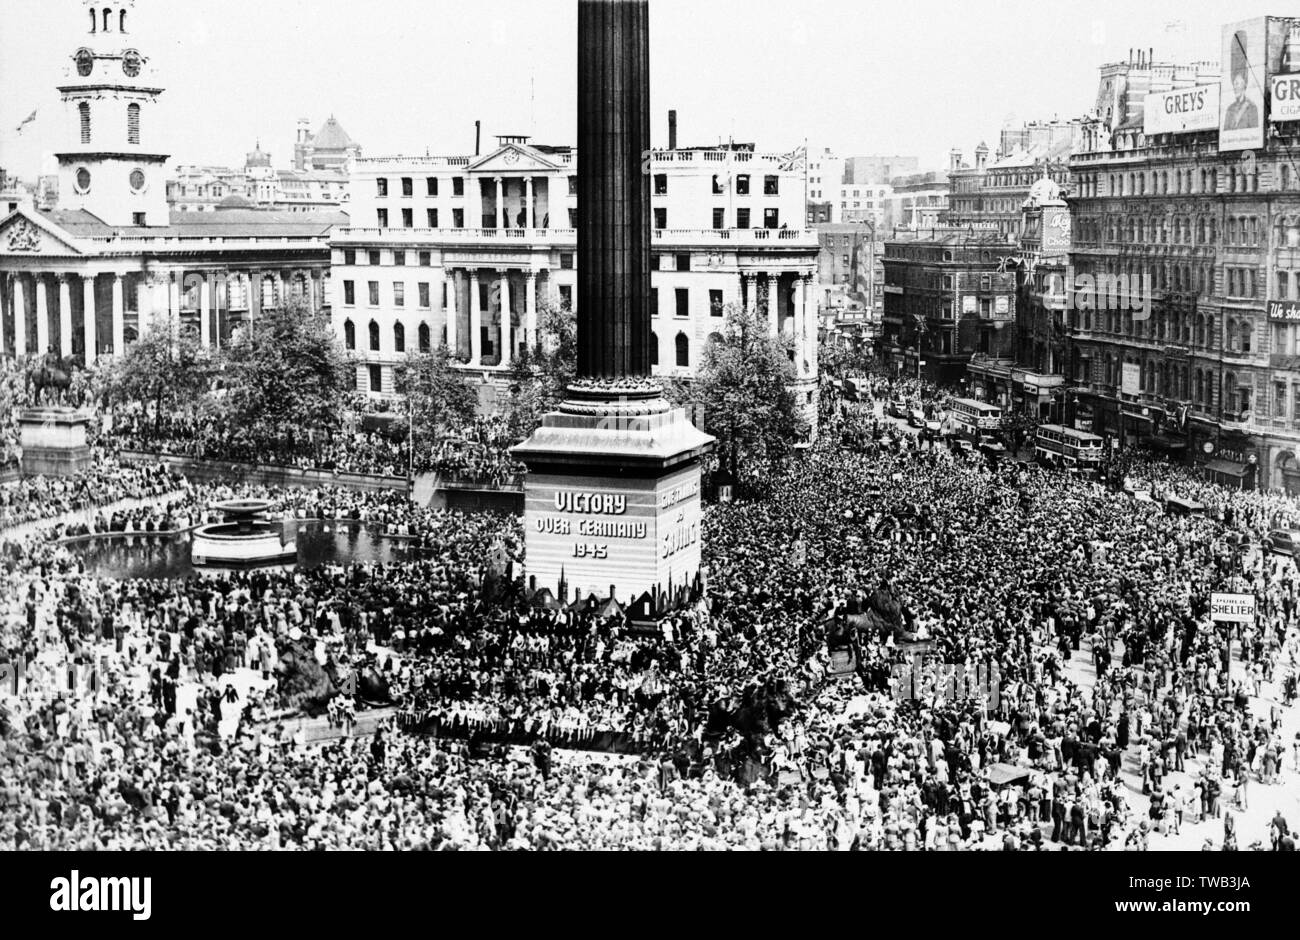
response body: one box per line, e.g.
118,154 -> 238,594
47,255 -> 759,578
1233,74 -> 1248,103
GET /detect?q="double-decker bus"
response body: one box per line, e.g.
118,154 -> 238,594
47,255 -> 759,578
1034,423 -> 1104,469
947,398 -> 1002,440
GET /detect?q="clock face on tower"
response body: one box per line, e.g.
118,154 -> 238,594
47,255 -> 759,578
123,50 -> 142,77
75,49 -> 93,77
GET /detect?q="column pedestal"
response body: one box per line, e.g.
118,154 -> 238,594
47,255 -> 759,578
19,408 -> 92,477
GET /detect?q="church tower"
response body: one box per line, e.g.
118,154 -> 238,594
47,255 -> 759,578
56,0 -> 168,226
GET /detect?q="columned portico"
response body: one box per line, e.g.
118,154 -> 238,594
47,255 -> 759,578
111,272 -> 125,355
199,274 -> 212,348
499,270 -> 513,363
525,178 -> 535,230
495,178 -> 506,230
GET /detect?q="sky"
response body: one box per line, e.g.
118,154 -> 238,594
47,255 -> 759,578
0,0 -> 1287,181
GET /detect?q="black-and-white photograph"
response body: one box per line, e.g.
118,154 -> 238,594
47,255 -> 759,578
0,0 -> 1296,914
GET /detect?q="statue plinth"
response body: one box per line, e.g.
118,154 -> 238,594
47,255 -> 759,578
512,381 -> 713,614
18,408 -> 91,477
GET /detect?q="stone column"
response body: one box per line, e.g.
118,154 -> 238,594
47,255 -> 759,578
499,270 -> 512,363
802,273 -> 816,377
249,270 -> 262,329
111,273 -> 125,354
445,268 -> 458,355
495,177 -> 506,230
469,270 -> 482,366
525,270 -> 538,349
794,274 -> 807,375
35,275 -> 50,355
199,274 -> 212,348
169,271 -> 182,345
58,275 -> 73,357
743,273 -> 755,316
82,274 -> 97,361
525,177 -> 535,230
308,270 -> 319,313
12,275 -> 25,358
767,273 -> 779,338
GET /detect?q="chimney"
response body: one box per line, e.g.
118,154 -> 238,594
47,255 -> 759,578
668,110 -> 677,150
474,120 -> 481,156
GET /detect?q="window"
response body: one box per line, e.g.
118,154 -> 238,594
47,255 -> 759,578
401,177 -> 413,197
559,285 -> 573,309
343,319 -> 356,349
427,208 -> 438,228
764,175 -> 779,195
377,178 -> 388,197
712,175 -> 725,195
675,253 -> 690,272
736,208 -> 751,229
344,249 -> 356,265
426,177 -> 438,196
709,289 -> 723,316
568,208 -> 579,228
377,209 -> 389,228
393,250 -> 406,266
418,282 -> 430,308
368,364 -> 383,392
79,103 -> 91,143
675,332 -> 690,366
368,320 -> 380,351
133,212 -> 145,226
418,251 -> 431,267
452,208 -> 464,228
735,175 -> 750,195
367,281 -> 379,306
712,208 -> 725,229
1277,381 -> 1288,418
394,322 -> 405,352
650,332 -> 659,366
675,288 -> 689,318
568,176 -> 578,195
653,174 -> 668,195
452,177 -> 464,196
368,250 -> 381,266
401,208 -> 413,228
343,280 -> 355,305
127,103 -> 140,144
419,323 -> 431,351
560,252 -> 574,270
654,208 -> 667,229
394,283 -> 405,307
650,287 -> 658,316
763,208 -> 779,229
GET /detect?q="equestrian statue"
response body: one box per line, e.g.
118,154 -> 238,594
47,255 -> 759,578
26,348 -> 79,408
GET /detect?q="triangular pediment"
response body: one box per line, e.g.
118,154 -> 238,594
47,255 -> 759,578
467,143 -> 563,174
0,208 -> 84,257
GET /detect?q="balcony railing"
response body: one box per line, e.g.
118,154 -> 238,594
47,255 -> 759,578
333,226 -> 818,248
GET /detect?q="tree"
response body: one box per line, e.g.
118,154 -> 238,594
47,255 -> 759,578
674,303 -> 806,492
394,346 -> 478,472
503,300 -> 576,440
209,298 -> 353,460
101,320 -> 212,438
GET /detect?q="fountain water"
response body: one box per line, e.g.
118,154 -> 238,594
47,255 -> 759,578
191,499 -> 297,567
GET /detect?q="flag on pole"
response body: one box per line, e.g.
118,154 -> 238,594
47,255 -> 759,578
14,110 -> 36,134
779,144 -> 807,172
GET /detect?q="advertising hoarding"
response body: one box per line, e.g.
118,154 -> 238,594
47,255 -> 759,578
1144,83 -> 1220,134
1220,18 -> 1267,152
1268,299 -> 1300,322
1272,73 -> 1300,121
1121,362 -> 1141,396
1041,206 -> 1072,253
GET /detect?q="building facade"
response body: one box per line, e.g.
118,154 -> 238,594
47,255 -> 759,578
880,231 -> 1018,386
329,137 -> 820,434
0,0 -> 339,365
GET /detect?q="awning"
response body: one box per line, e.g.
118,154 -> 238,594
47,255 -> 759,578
1204,459 -> 1248,477
1148,437 -> 1187,451
985,763 -> 1032,787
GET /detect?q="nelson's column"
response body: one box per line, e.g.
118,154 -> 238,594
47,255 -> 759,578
513,0 -> 714,613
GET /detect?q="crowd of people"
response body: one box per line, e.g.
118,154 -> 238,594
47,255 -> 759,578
428,416 -> 527,487
1,375 -> 1299,850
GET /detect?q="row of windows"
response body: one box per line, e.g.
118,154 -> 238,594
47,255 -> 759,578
78,102 -> 140,145
343,280 -> 438,308
1078,165 -> 1264,199
343,319 -> 433,353
375,176 -> 581,199
341,279 -> 725,319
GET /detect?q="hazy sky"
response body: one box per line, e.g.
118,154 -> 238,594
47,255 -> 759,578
0,0 -> 1284,180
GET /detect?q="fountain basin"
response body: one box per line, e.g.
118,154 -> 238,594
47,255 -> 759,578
192,499 -> 296,567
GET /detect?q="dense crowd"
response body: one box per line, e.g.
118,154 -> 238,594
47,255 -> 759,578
429,417 -> 527,486
1,379 -> 1299,850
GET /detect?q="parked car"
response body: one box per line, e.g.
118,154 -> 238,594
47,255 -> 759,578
889,400 -> 909,419
908,408 -> 926,428
1263,529 -> 1300,556
924,419 -> 943,434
